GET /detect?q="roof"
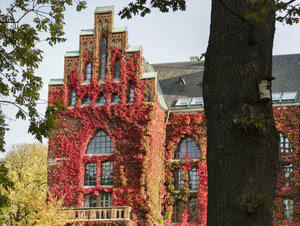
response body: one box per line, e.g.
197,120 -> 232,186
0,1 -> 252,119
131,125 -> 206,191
153,61 -> 204,110
94,5 -> 114,14
153,54 -> 300,110
49,79 -> 64,85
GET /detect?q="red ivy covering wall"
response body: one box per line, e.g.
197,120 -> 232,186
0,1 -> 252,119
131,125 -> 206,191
48,46 -> 299,225
273,106 -> 300,226
48,48 -> 166,225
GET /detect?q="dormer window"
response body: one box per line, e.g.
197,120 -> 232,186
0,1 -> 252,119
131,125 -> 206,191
86,63 -> 92,80
176,77 -> 186,85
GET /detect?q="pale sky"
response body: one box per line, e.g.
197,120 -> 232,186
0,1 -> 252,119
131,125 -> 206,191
3,0 -> 300,152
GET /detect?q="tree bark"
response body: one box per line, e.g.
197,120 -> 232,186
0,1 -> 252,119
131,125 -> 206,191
203,1 -> 279,225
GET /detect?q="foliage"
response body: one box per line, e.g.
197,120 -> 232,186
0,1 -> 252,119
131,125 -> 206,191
0,0 -> 86,152
0,143 -> 69,225
119,0 -> 300,25
0,163 -> 14,212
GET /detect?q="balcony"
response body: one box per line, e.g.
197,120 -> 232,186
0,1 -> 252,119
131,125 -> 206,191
68,206 -> 132,222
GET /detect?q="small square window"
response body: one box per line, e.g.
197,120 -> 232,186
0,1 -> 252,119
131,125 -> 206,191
175,98 -> 191,106
190,97 -> 203,106
272,92 -> 281,101
281,91 -> 298,101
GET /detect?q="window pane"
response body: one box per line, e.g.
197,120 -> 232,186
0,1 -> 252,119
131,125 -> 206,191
112,94 -> 120,103
172,201 -> 184,223
84,194 -> 97,207
86,63 -> 92,80
99,193 -> 112,207
283,199 -> 293,221
82,96 -> 91,105
173,169 -> 184,190
100,38 -> 107,78
115,61 -> 120,78
280,133 -> 293,154
188,198 -> 198,221
189,168 -> 199,190
87,131 -> 113,154
101,161 -> 113,185
70,88 -> 76,106
128,83 -> 134,102
84,163 -> 96,186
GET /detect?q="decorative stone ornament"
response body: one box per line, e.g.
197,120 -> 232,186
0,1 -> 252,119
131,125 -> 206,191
258,80 -> 271,101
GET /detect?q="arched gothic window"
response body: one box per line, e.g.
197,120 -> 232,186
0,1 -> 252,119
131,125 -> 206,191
118,40 -> 123,49
87,131 -> 113,154
89,41 -> 93,53
104,20 -> 108,30
82,42 -> 87,52
97,20 -> 102,30
100,38 -> 107,79
86,63 -> 92,80
174,138 -> 200,159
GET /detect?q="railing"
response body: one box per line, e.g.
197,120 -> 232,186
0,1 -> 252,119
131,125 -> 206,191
68,206 -> 132,221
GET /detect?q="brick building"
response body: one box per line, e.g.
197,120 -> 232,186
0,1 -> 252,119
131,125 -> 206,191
47,6 -> 299,225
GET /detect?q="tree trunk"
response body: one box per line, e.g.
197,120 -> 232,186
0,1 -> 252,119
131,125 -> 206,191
203,1 -> 279,225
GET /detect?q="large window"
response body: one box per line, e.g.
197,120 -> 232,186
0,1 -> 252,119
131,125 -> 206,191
87,131 -> 113,154
101,161 -> 113,185
280,133 -> 293,154
84,163 -> 96,186
100,38 -> 107,79
174,138 -> 200,159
